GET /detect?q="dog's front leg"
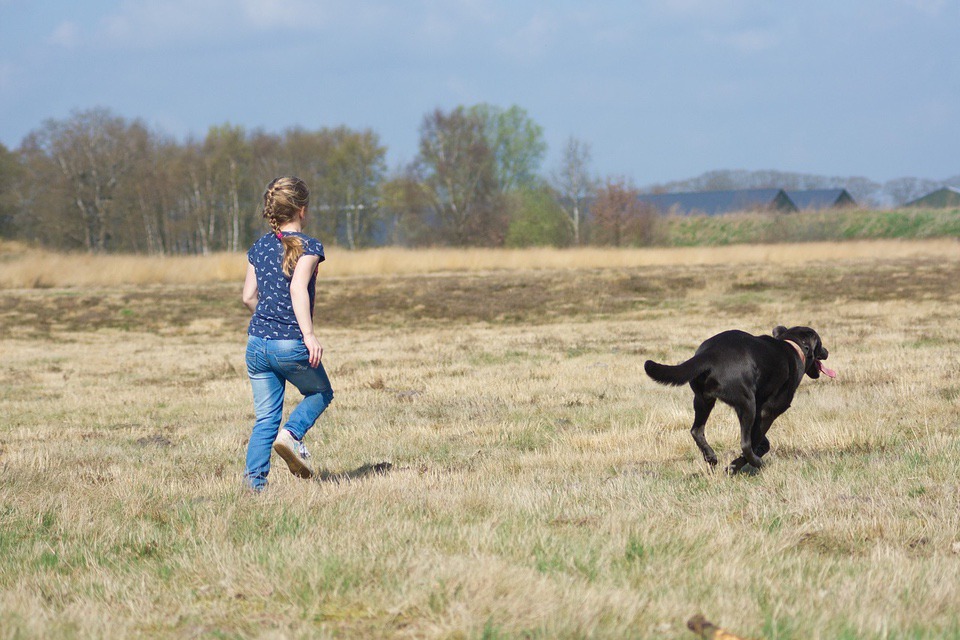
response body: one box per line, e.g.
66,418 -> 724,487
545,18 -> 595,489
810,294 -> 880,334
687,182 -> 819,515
752,403 -> 784,459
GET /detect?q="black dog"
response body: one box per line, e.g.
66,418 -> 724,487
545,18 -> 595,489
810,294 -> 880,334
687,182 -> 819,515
644,326 -> 835,473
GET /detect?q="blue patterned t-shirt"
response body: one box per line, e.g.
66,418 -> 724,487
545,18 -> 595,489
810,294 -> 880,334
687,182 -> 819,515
247,232 -> 325,339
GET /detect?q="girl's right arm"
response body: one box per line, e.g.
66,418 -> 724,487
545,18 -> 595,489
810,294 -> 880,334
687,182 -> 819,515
242,263 -> 258,313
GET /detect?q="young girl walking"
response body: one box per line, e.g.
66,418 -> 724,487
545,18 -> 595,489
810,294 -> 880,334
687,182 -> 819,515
241,176 -> 333,491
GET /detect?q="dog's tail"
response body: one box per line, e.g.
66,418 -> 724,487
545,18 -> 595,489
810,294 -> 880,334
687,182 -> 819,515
644,355 -> 707,386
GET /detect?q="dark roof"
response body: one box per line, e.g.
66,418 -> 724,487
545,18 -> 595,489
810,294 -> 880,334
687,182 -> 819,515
904,186 -> 960,208
786,189 -> 856,210
636,189 -> 797,216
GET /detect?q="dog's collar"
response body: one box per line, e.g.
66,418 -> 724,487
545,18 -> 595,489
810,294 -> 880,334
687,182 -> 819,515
783,339 -> 805,366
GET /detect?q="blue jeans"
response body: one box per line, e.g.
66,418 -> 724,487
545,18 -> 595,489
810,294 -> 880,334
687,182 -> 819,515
244,335 -> 334,490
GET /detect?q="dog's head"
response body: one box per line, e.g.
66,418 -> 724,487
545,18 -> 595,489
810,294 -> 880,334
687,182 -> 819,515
773,325 -> 834,379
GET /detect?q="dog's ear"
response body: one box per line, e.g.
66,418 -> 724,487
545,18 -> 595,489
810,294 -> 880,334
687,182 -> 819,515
773,325 -> 788,338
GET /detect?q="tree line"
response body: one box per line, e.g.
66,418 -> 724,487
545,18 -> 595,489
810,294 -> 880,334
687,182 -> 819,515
0,105 -> 623,253
0,105 -> 955,254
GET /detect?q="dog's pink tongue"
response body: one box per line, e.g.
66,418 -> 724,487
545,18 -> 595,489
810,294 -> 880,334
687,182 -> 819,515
818,361 -> 837,379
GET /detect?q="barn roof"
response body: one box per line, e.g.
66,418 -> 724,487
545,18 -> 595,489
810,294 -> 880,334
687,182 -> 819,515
636,189 -> 797,216
904,186 -> 960,208
786,189 -> 856,210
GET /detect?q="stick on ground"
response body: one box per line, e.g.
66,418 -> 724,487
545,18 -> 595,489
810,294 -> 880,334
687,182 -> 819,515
687,614 -> 753,640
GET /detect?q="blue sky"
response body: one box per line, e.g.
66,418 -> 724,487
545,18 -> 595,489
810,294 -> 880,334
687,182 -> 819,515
1,0 -> 958,185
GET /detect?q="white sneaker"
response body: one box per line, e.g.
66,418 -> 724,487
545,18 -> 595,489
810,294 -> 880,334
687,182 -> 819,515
273,429 -> 314,479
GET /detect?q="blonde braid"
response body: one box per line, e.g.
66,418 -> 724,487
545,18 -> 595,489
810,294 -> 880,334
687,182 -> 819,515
261,177 -> 307,277
263,181 -> 284,238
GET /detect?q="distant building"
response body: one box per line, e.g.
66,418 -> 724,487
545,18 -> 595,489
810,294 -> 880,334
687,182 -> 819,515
786,189 -> 857,210
904,186 -> 960,208
636,189 -> 797,216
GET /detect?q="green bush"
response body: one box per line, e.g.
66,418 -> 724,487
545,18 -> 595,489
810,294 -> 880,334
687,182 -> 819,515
505,187 -> 573,247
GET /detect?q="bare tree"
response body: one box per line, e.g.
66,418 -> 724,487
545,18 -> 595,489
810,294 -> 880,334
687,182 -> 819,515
203,125 -> 253,252
380,165 -> 434,246
0,143 -> 21,238
125,133 -> 184,254
884,177 -> 941,206
416,107 -> 500,245
591,178 -> 655,247
551,137 -> 595,245
325,128 -> 386,250
24,108 -> 144,252
266,127 -> 387,249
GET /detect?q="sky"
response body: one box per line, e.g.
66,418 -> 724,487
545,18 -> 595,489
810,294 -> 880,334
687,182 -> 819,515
1,0 -> 958,186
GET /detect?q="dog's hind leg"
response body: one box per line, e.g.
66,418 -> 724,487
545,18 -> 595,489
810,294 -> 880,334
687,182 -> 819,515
734,400 -> 764,470
690,393 -> 718,466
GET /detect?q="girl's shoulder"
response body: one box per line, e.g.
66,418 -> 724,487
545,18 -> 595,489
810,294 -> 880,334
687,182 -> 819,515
250,232 -> 277,245
292,232 -> 324,259
247,233 -> 277,258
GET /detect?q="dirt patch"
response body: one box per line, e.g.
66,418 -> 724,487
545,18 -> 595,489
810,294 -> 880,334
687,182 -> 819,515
1,257 -> 957,337
135,435 -> 174,448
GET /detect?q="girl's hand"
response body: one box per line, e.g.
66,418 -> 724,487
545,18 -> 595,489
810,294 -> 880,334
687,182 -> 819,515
303,332 -> 323,368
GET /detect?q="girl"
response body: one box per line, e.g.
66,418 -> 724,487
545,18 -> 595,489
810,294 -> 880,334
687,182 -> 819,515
241,176 -> 334,491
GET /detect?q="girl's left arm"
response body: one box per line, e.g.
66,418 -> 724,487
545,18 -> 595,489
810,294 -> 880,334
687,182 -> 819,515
290,254 -> 322,368
242,263 -> 259,313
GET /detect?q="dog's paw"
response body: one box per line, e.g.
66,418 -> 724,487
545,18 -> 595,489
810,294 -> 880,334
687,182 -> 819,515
726,462 -> 761,476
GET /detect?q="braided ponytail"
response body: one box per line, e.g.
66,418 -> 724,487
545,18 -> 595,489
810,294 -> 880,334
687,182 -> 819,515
261,177 -> 309,277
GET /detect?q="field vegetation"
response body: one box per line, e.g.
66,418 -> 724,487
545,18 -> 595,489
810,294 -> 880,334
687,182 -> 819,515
1,240 -> 959,638
1,230 -> 958,289
657,207 -> 960,247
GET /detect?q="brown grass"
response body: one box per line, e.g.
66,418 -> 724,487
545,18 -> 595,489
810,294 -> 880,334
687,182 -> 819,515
1,246 -> 959,638
1,238 -> 958,287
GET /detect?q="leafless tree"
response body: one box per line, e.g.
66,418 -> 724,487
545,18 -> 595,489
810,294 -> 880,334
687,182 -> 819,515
24,108 -> 145,252
551,137 -> 595,245
591,178 -> 655,247
416,107 -> 500,245
884,177 -> 941,206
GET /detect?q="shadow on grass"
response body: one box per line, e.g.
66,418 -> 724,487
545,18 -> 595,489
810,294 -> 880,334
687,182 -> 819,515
314,462 -> 393,484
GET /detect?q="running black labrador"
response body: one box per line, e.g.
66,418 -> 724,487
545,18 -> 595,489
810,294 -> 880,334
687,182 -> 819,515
644,326 -> 835,473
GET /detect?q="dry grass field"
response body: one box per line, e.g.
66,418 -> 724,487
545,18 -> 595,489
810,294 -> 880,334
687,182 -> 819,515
1,240 -> 959,638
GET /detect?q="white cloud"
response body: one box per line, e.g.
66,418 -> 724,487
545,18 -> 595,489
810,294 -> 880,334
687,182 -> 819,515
396,0 -> 507,51
88,0 -> 375,49
716,28 -> 780,53
48,21 -> 82,48
647,0 -> 757,21
416,12 -> 459,45
898,0 -> 947,15
432,0 -> 499,27
444,73 -> 482,104
93,0 -> 234,47
91,0 -> 280,48
239,0 -> 336,30
496,11 -> 560,62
